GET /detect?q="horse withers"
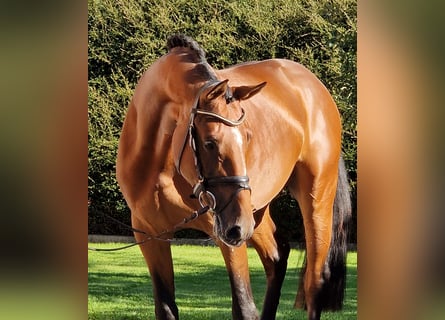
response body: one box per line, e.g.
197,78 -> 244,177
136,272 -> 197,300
116,34 -> 351,320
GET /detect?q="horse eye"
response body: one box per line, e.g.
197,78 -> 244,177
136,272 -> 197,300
204,140 -> 217,151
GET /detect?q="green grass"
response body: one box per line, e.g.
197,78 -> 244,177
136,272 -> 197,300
88,244 -> 357,319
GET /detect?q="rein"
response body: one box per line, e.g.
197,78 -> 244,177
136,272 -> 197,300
88,205 -> 211,252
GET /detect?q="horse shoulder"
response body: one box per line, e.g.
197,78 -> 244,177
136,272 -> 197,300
117,83 -> 180,208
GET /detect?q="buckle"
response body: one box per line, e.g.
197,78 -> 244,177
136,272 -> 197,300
198,190 -> 216,211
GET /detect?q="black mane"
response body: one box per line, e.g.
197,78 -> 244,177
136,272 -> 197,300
167,34 -> 206,62
167,34 -> 217,82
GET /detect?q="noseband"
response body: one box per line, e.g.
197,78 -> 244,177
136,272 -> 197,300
176,81 -> 251,213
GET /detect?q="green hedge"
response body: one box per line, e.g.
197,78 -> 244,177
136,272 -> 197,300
88,0 -> 357,241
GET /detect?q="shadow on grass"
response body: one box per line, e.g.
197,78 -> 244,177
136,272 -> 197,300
88,265 -> 356,320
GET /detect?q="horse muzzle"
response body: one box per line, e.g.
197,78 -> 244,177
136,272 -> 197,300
213,211 -> 255,247
192,175 -> 254,247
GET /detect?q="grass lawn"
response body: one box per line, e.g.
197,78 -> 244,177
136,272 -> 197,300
88,243 -> 357,319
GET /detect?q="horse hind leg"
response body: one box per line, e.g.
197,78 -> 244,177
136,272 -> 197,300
248,205 -> 290,320
288,160 -> 348,320
320,156 -> 351,311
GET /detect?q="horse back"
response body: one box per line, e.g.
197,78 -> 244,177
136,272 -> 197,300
217,59 -> 342,208
218,59 -> 341,148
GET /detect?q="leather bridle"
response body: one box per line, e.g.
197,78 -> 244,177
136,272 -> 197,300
175,80 -> 251,213
88,81 -> 251,252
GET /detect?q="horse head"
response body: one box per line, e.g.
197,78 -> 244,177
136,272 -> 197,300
190,79 -> 266,246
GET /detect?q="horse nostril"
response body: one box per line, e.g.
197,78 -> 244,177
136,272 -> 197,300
225,226 -> 242,241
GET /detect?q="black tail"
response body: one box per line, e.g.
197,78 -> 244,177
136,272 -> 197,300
295,156 -> 352,311
321,155 -> 352,310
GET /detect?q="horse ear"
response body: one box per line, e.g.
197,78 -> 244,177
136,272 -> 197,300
232,82 -> 267,101
206,79 -> 229,101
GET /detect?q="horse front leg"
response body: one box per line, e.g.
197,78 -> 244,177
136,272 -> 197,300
133,221 -> 178,320
218,241 -> 259,320
248,206 -> 290,320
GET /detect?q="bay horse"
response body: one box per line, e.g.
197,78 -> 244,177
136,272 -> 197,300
116,34 -> 351,320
